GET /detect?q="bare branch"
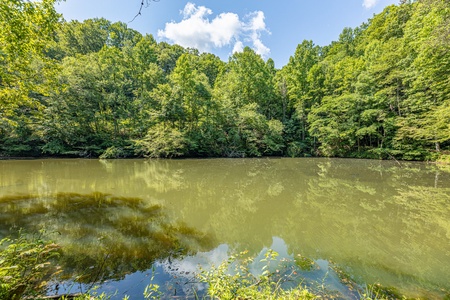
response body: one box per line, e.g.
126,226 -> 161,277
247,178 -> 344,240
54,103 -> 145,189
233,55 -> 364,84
129,0 -> 160,23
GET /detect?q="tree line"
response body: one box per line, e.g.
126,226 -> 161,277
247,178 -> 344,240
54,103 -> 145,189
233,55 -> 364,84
1,0 -> 449,160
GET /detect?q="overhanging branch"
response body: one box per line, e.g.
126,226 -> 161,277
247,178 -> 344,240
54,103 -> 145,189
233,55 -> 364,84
130,0 -> 160,23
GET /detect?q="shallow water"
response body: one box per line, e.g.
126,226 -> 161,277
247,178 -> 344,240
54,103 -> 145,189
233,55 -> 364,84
0,158 -> 449,298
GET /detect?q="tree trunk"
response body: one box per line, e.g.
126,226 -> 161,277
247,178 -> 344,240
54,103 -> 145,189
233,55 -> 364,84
435,141 -> 441,152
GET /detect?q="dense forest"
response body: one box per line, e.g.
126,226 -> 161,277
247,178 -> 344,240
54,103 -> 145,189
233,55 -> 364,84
1,0 -> 449,160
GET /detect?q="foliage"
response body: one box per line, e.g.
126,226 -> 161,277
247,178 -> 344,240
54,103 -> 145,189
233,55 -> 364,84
359,284 -> 403,300
198,250 -> 316,300
99,146 -> 130,159
0,231 -> 61,300
135,123 -> 188,158
0,0 -> 60,156
1,0 -> 449,160
0,228 -> 423,299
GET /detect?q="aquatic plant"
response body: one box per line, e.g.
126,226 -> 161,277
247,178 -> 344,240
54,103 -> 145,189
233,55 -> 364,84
0,231 -> 61,299
0,192 -> 214,284
1,232 -> 415,300
197,250 -> 317,299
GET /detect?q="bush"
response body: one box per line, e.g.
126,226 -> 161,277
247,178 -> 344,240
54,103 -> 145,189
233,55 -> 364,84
99,146 -> 128,159
134,123 -> 188,158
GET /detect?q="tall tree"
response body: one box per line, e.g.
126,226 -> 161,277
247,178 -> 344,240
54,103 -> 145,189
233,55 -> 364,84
395,0 -> 450,156
215,47 -> 279,119
0,0 -> 60,155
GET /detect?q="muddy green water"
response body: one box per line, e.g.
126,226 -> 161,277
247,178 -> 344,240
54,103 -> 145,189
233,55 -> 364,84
0,158 -> 449,298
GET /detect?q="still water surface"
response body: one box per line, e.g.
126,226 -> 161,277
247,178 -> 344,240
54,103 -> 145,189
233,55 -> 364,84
0,158 -> 449,298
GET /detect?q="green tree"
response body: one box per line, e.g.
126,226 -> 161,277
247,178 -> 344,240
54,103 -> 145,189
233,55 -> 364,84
136,53 -> 216,157
236,103 -> 284,157
157,42 -> 186,74
197,53 -> 225,88
48,18 -> 110,59
40,53 -> 104,156
215,47 -> 280,119
308,94 -> 361,157
0,0 -> 60,155
275,41 -> 322,155
396,0 -> 450,155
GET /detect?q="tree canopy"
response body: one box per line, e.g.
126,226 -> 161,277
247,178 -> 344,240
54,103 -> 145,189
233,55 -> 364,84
1,0 -> 449,160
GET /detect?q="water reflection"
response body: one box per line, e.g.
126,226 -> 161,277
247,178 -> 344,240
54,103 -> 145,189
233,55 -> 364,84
0,158 -> 449,298
0,192 -> 214,284
85,237 -> 360,299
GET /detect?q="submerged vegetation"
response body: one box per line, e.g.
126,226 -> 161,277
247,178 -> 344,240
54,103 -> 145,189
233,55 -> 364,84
0,233 -> 415,300
0,192 -> 214,285
1,0 -> 450,160
0,159 -> 449,298
2,0 -> 450,297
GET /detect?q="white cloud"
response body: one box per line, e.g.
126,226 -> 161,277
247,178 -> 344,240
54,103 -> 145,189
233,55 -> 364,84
246,11 -> 266,32
363,0 -> 379,9
158,2 -> 270,58
232,41 -> 244,54
182,2 -> 199,17
252,38 -> 271,57
244,11 -> 271,57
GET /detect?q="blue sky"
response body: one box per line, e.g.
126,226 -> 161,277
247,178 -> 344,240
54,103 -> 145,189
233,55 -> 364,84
56,0 -> 399,68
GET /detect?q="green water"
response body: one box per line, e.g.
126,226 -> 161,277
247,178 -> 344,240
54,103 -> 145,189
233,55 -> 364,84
0,158 -> 449,298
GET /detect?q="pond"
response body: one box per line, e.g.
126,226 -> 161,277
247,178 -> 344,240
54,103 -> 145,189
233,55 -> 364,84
0,158 -> 449,298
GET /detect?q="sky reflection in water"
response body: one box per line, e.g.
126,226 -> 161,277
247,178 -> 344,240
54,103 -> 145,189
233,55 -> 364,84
0,158 -> 449,298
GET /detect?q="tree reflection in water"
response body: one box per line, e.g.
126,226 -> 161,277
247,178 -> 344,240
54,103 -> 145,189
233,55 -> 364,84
0,192 -> 214,291
0,158 -> 449,298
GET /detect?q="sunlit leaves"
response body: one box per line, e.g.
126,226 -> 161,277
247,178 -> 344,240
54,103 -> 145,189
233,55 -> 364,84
1,0 -> 449,159
0,0 -> 60,155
